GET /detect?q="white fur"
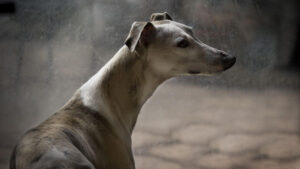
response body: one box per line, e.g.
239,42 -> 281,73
80,46 -> 126,112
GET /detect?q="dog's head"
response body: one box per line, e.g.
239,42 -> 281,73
125,12 -> 236,77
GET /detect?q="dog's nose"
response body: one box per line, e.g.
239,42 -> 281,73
221,53 -> 236,70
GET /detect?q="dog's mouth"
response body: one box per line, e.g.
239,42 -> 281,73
188,70 -> 201,75
187,69 -> 224,76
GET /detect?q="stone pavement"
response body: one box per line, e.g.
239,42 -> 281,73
132,82 -> 300,169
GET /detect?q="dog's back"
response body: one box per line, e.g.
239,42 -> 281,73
10,93 -> 133,169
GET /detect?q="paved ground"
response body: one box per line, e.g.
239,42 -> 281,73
132,82 -> 300,169
1,82 -> 299,169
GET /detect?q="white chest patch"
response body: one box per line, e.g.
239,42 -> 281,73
79,68 -> 106,112
79,46 -> 126,112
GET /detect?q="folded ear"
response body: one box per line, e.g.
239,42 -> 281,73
125,22 -> 156,52
150,12 -> 173,21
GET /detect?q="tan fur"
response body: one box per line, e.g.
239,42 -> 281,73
12,93 -> 135,169
11,46 -> 160,169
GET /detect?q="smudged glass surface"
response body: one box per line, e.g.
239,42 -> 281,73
0,0 -> 299,169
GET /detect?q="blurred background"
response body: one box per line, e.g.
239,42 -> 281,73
0,0 -> 299,169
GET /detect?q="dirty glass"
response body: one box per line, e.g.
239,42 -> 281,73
0,0 -> 299,168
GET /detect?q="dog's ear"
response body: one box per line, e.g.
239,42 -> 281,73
150,12 -> 173,21
125,22 -> 156,52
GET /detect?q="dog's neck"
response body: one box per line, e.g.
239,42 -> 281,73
80,46 -> 167,135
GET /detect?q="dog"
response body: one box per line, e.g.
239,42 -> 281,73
10,12 -> 236,169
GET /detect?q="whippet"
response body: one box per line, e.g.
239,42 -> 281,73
10,12 -> 236,169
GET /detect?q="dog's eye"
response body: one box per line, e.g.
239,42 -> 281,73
177,39 -> 189,48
